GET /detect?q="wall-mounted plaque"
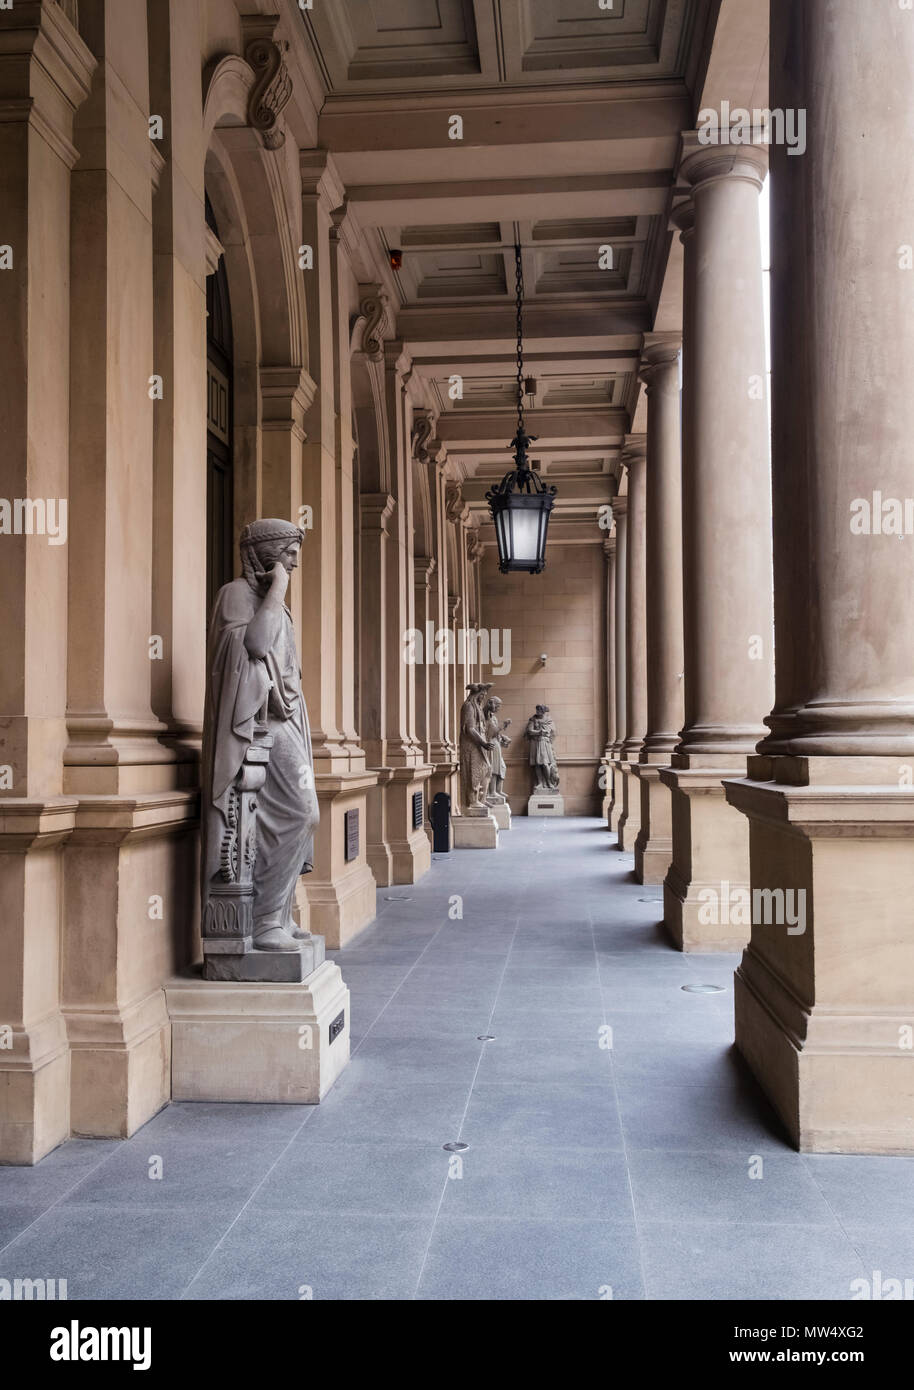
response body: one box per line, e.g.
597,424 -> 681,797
344,808 -> 359,862
329,1009 -> 345,1045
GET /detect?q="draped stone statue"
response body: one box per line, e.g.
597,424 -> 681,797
200,518 -> 323,981
525,704 -> 560,792
459,681 -> 494,811
484,695 -> 511,802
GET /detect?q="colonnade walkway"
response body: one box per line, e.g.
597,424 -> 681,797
1,818 -> 912,1300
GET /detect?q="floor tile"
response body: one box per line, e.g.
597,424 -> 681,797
0,1206 -> 238,1301
417,1217 -> 644,1300
639,1221 -> 866,1300
184,1211 -> 431,1301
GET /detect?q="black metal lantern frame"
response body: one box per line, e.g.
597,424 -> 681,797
486,244 -> 557,575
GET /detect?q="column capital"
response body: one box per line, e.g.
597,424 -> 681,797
610,494 -> 628,520
360,492 -> 396,533
299,147 -> 346,210
467,531 -> 485,565
603,535 -> 617,560
619,438 -> 647,472
259,366 -> 316,440
414,556 -> 436,587
0,0 -> 96,166
383,338 -> 412,379
204,224 -> 225,278
330,197 -> 363,263
669,198 -> 695,241
447,594 -> 461,621
639,334 -> 681,391
678,130 -> 769,194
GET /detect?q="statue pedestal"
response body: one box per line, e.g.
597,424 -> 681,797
452,808 -> 499,848
165,960 -> 349,1104
528,792 -> 564,817
487,798 -> 512,830
203,934 -> 325,983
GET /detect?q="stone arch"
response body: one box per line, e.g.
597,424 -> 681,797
201,53 -> 308,553
412,455 -> 434,562
202,55 -> 305,372
203,137 -> 260,553
350,351 -> 390,495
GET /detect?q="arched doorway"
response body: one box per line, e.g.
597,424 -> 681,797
205,194 -> 234,618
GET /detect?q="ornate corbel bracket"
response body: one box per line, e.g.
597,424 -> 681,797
467,530 -> 485,565
445,480 -> 469,526
243,19 -> 292,151
411,409 -> 438,464
354,284 -> 393,363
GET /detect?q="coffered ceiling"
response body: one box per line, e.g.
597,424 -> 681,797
298,0 -> 726,533
304,0 -> 710,93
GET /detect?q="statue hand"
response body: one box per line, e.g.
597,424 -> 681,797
268,562 -> 290,600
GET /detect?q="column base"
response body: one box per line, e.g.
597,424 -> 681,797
365,766 -> 432,886
307,772 -> 378,949
453,810 -> 499,848
600,757 -> 613,825
608,756 -> 625,833
727,769 -> 914,1153
615,760 -> 641,851
66,991 -> 170,1140
633,760 -> 674,884
660,761 -> 751,951
0,1017 -> 70,1165
166,961 -> 349,1104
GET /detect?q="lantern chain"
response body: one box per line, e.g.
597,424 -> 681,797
515,243 -> 525,440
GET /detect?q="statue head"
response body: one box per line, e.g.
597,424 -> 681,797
240,518 -> 304,591
485,695 -> 502,715
536,703 -> 549,715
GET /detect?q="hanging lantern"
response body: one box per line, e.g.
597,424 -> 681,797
486,244 -> 557,574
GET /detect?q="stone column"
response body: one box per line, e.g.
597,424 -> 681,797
446,480 -> 476,814
725,0 -> 914,1152
299,152 -> 377,946
149,0 -> 207,755
360,492 -> 396,886
425,453 -> 458,813
615,440 -> 647,852
413,556 -> 435,759
363,343 -> 431,883
0,1 -> 95,1163
608,493 -> 628,834
634,336 -> 684,884
600,534 -> 617,823
659,134 -> 773,949
447,593 -> 461,774
63,0 -> 197,1141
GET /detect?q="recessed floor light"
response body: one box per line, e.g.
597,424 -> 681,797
477,1034 -> 496,1041
443,1141 -> 469,1153
384,895 -> 413,901
681,983 -> 726,994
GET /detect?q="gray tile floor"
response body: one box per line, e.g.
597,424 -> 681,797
2,816 -> 912,1300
